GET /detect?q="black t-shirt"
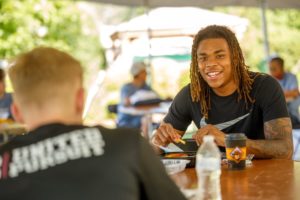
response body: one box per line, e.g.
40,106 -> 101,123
164,73 -> 289,140
0,123 -> 186,200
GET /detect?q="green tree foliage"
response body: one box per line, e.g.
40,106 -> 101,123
215,7 -> 300,72
267,9 -> 300,70
0,0 -> 105,70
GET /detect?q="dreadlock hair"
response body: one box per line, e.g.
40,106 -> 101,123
190,25 -> 255,119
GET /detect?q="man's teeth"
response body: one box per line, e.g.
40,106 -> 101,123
207,72 -> 220,77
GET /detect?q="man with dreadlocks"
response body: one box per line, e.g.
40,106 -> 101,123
152,25 -> 293,159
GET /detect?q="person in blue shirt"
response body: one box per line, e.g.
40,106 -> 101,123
0,68 -> 13,120
117,62 -> 153,128
269,56 -> 300,127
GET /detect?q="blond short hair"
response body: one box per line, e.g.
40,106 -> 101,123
9,47 -> 83,107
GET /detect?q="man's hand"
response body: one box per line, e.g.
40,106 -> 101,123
151,122 -> 184,147
192,124 -> 226,146
284,89 -> 299,100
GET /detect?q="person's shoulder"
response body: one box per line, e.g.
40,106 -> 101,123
172,83 -> 191,101
184,83 -> 191,89
179,83 -> 191,93
250,72 -> 284,99
121,82 -> 133,89
5,92 -> 12,97
97,125 -> 139,134
252,72 -> 277,84
6,93 -> 12,100
173,83 -> 191,100
96,126 -> 146,156
0,123 -> 83,152
0,92 -> 13,101
96,125 -> 141,143
143,83 -> 152,90
250,72 -> 281,95
285,72 -> 297,79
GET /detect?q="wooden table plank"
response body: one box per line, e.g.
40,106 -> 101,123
171,159 -> 300,200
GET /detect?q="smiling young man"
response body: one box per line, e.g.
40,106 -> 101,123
151,25 -> 293,159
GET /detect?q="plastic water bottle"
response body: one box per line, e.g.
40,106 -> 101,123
196,135 -> 221,200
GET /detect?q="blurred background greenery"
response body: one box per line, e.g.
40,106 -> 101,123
0,0 -> 106,91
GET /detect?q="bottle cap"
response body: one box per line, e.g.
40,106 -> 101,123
203,135 -> 214,142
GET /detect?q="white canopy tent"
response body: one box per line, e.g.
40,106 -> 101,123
87,0 -> 300,8
87,0 -> 300,59
113,7 -> 248,35
108,7 -> 248,61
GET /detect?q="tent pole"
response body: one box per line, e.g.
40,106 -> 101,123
260,0 -> 270,59
143,0 -> 152,85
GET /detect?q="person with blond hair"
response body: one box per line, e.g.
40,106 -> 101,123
152,25 -> 293,159
0,47 -> 186,200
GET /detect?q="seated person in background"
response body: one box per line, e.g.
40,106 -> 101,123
0,47 -> 186,200
151,25 -> 293,159
0,68 -> 13,121
269,56 -> 300,127
117,61 -> 159,129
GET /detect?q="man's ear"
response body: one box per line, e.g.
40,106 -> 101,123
11,103 -> 24,123
76,87 -> 85,116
